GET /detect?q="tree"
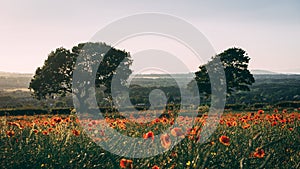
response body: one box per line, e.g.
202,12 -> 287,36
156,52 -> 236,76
29,48 -> 73,99
188,47 -> 255,98
29,42 -> 133,104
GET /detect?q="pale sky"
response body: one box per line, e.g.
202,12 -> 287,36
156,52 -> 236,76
1,0 -> 300,74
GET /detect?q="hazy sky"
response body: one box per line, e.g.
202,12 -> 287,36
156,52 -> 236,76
1,0 -> 300,73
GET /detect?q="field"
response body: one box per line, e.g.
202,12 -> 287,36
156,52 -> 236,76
1,109 -> 300,169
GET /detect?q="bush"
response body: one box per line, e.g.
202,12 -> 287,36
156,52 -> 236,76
275,101 -> 300,108
225,104 -> 247,110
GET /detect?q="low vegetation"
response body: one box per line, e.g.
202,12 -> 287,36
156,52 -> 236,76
1,109 -> 300,168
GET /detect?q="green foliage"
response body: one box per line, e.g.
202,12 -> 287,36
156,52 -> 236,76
275,101 -> 300,108
0,108 -> 73,116
29,42 -> 132,100
29,47 -> 74,99
189,47 -> 255,97
227,78 -> 300,105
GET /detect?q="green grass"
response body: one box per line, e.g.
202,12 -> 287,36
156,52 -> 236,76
0,109 -> 300,169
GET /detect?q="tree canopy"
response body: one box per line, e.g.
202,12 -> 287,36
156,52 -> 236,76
188,47 -> 255,97
29,42 -> 132,101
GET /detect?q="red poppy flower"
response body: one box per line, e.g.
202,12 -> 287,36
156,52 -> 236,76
42,130 -> 48,135
257,110 -> 264,114
72,129 -> 80,136
171,128 -> 184,138
6,130 -> 15,137
272,121 -> 277,126
33,129 -> 39,134
120,159 -> 133,169
50,122 -> 56,127
219,135 -> 230,146
160,134 -> 171,149
44,121 -> 49,126
53,117 -> 62,123
162,118 -> 168,123
11,122 -> 20,127
143,131 -> 154,140
226,121 -> 232,127
253,148 -> 265,158
152,165 -> 160,169
64,118 -> 70,123
169,120 -> 174,125
242,123 -> 251,129
154,118 -> 160,123
187,128 -> 197,135
120,159 -> 126,168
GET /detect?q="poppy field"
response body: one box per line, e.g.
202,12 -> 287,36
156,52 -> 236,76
1,109 -> 300,169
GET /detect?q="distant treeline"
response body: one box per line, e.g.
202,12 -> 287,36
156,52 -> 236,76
129,74 -> 300,107
226,77 -> 300,105
0,108 -> 71,116
0,74 -> 299,113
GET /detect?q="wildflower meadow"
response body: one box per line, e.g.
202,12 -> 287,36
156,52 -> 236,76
1,108 -> 299,169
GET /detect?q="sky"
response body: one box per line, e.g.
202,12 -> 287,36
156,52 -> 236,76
0,0 -> 300,74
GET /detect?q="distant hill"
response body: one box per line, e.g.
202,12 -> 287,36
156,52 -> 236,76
0,71 -> 32,90
277,69 -> 300,74
0,70 -> 299,91
250,69 -> 278,75
0,71 -> 33,77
